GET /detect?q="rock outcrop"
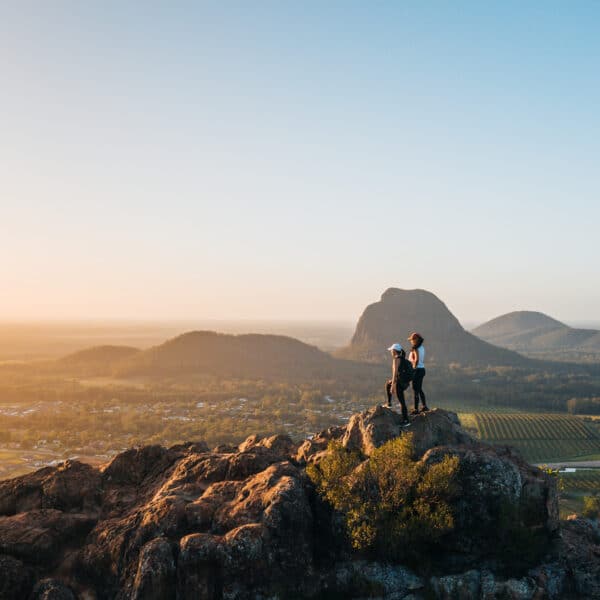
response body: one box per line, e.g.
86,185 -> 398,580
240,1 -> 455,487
338,288 -> 527,366
0,406 -> 597,599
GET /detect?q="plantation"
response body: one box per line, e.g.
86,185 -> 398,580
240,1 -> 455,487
560,469 -> 600,493
461,413 -> 600,463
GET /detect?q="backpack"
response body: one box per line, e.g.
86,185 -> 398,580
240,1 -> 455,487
397,357 -> 415,385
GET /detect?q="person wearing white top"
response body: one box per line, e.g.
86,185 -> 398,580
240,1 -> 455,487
408,332 -> 429,414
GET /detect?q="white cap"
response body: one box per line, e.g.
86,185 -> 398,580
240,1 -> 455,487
387,343 -> 403,352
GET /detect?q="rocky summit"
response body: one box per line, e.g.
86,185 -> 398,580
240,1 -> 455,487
0,407 -> 598,600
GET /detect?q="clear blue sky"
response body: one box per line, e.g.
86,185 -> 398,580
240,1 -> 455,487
1,2 -> 599,323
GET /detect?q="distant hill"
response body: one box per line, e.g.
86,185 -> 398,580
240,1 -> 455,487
57,345 -> 141,375
338,288 -> 526,366
473,311 -> 600,359
112,330 -> 364,380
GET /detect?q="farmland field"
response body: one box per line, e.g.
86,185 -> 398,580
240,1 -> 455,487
459,413 -> 600,463
558,468 -> 600,517
561,469 -> 600,493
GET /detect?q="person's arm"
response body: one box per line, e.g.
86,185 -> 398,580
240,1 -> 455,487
392,356 -> 399,382
409,350 -> 417,368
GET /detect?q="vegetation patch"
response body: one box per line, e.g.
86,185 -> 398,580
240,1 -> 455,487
307,435 -> 460,562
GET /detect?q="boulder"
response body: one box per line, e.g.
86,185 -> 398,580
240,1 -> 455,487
238,433 -> 297,458
0,509 -> 96,563
0,554 -> 33,599
331,561 -> 424,599
342,406 -> 474,457
430,570 -> 482,600
0,461 -> 101,516
422,444 -> 558,568
130,537 -> 177,600
299,406 -> 474,460
30,579 -> 77,600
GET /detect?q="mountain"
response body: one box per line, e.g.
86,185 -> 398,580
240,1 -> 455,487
473,311 -> 600,358
3,405 -> 596,599
338,288 -> 527,366
56,345 -> 141,375
113,330 -> 356,379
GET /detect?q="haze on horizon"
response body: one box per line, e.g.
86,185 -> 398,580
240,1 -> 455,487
2,2 -> 599,325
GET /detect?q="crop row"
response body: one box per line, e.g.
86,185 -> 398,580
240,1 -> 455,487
473,413 -> 599,442
560,470 -> 600,493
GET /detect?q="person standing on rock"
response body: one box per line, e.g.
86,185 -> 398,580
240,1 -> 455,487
408,332 -> 429,414
385,343 -> 411,426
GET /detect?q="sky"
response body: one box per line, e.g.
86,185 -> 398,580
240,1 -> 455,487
1,1 -> 599,324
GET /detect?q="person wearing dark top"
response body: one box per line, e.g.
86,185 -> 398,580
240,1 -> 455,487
385,343 -> 410,426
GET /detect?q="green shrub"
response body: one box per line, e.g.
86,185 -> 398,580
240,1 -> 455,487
583,494 -> 600,519
307,434 -> 459,561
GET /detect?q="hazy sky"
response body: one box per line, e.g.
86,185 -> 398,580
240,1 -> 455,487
2,2 -> 599,324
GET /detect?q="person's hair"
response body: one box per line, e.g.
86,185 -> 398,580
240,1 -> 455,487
411,335 -> 424,349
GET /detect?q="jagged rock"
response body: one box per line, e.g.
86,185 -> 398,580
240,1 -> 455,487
30,578 -> 77,600
332,561 -> 424,599
212,443 -> 237,453
101,445 -> 182,486
431,570 -> 543,600
0,509 -> 96,563
430,570 -> 481,600
238,433 -> 297,458
298,406 -> 474,461
341,406 -> 474,457
422,444 -> 558,568
0,406 -> 594,599
0,461 -> 101,516
177,533 -> 222,600
0,554 -> 33,599
558,517 -> 600,598
168,440 -> 210,454
129,537 -> 177,600
527,564 -> 567,600
296,424 -> 346,463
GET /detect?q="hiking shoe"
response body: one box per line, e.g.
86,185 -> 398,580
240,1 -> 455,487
421,406 -> 430,412
410,409 -> 420,416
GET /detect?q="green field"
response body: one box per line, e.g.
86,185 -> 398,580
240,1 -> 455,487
459,413 -> 600,463
561,469 -> 600,493
558,469 -> 600,517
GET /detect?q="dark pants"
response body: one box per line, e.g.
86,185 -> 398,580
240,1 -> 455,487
412,368 -> 427,410
385,379 -> 408,421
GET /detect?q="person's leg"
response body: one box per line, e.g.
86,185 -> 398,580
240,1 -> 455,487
385,380 -> 393,407
395,381 -> 409,422
419,369 -> 428,409
412,371 -> 423,412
